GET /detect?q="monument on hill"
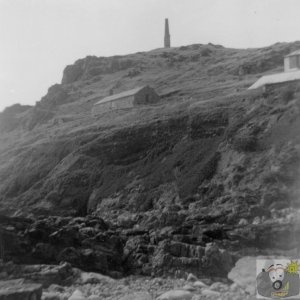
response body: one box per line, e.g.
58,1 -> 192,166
164,18 -> 171,48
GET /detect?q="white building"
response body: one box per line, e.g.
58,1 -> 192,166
249,50 -> 300,90
284,50 -> 300,72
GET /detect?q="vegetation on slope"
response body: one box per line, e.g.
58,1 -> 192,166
0,42 -> 300,280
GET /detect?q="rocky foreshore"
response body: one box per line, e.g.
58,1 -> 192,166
0,259 -> 256,300
0,208 -> 299,279
0,42 -> 300,299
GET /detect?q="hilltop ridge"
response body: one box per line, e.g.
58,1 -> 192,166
2,41 -> 300,132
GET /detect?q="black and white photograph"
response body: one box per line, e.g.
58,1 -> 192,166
0,0 -> 300,299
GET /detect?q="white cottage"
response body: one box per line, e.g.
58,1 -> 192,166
284,50 -> 300,72
249,50 -> 300,90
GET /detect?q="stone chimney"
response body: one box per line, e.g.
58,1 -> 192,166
164,18 -> 171,48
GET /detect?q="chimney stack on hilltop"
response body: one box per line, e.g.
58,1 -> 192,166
164,18 -> 171,48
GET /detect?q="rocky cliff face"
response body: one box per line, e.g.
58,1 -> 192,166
0,42 -> 300,279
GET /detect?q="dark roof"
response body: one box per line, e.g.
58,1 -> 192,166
95,86 -> 146,105
285,50 -> 300,57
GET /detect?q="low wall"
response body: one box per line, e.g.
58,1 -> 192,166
265,79 -> 300,93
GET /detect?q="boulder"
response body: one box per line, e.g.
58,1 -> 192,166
87,296 -> 102,300
77,272 -> 114,285
156,290 -> 193,300
193,281 -> 208,288
68,290 -> 86,300
119,292 -> 152,300
57,248 -> 81,265
227,256 -> 256,295
33,243 -> 56,261
186,273 -> 198,282
0,279 -> 42,300
47,284 -> 65,293
209,282 -> 229,292
182,284 -> 196,292
201,289 -> 220,297
22,262 -> 74,288
42,292 -> 64,300
203,243 -> 235,276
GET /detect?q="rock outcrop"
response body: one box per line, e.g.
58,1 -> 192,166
0,42 -> 300,281
0,279 -> 42,300
0,104 -> 32,132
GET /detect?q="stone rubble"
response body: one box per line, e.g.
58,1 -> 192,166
18,269 -> 258,300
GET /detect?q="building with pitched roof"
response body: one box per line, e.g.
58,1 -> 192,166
284,50 -> 300,72
249,50 -> 300,90
92,86 -> 159,115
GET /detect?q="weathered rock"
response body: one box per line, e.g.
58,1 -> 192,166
119,292 -> 152,300
186,273 -> 198,282
203,243 -> 235,276
77,272 -> 114,285
87,296 -> 102,300
209,282 -> 229,292
156,290 -> 193,300
228,256 -> 257,295
68,290 -> 86,300
33,242 -> 57,261
201,289 -> 220,297
0,40 -> 300,286
62,64 -> 84,84
182,284 -> 196,292
193,281 -> 208,288
0,262 -> 74,288
47,284 -> 65,293
0,279 -> 42,300
42,292 -> 63,300
191,296 -> 201,300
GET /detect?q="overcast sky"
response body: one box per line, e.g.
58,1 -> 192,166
1,0 -> 300,111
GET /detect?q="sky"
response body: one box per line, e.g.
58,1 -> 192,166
1,0 -> 300,111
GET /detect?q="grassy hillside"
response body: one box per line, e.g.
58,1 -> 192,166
0,42 -> 300,279
0,41 -> 299,219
